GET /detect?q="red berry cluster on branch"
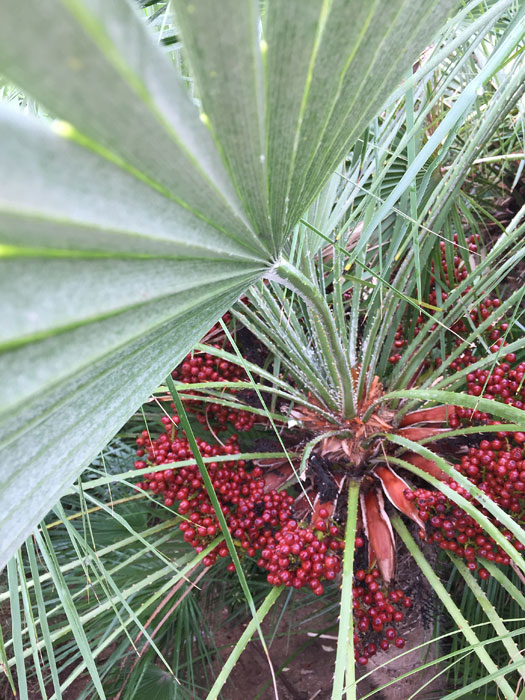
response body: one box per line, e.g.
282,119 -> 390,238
387,233 -> 513,366
135,417 -> 352,590
456,435 -> 525,516
446,360 -> 525,429
135,416 -> 242,502
465,361 -> 524,405
432,234 -> 477,289
172,346 -> 256,431
258,518 -> 345,595
131,286 -> 523,665
405,434 -> 524,577
406,487 -> 511,579
353,568 -> 411,665
135,419 -> 356,592
135,409 -> 417,662
136,418 -> 297,566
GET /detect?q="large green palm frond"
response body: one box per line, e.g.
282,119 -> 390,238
0,0 -> 457,567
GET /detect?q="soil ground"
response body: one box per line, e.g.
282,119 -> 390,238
208,543 -> 446,700
211,606 -> 444,700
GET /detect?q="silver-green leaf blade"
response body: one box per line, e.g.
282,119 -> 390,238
0,106 -> 264,260
265,0 -> 459,241
0,0 -> 265,253
0,277 -> 257,568
173,0 -> 274,253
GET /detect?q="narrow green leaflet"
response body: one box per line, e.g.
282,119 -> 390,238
7,560 -> 28,700
332,482 -> 361,700
34,528 -> 107,698
206,586 -> 283,700
380,389 -> 525,427
449,555 -> 525,680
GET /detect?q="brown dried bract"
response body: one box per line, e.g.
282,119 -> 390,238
288,375 -> 395,471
